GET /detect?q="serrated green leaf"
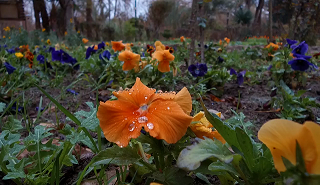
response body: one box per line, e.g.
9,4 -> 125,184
177,138 -> 234,171
3,171 -> 25,180
2,116 -> 23,133
68,102 -> 99,131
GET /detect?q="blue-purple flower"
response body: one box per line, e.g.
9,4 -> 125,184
37,54 -> 45,64
98,42 -> 105,50
291,41 -> 308,55
230,68 -> 246,86
288,58 -> 314,71
36,107 -> 45,112
268,65 -> 272,70
4,62 -> 16,74
67,89 -> 79,95
99,50 -> 111,61
6,48 -> 15,54
85,46 -> 97,59
292,53 -> 312,60
188,63 -> 208,77
217,56 -> 224,63
285,39 -> 298,47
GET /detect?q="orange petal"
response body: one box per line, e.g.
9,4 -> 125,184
152,50 -> 164,61
118,50 -> 128,61
174,87 -> 192,115
192,111 -> 205,122
158,61 -> 170,72
190,123 -> 215,139
258,119 -> 303,173
97,99 -> 142,147
113,77 -> 156,107
122,60 -> 137,71
303,121 -> 320,174
212,130 -> 226,144
164,50 -> 175,61
146,100 -> 192,144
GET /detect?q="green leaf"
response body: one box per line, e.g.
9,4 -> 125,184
3,171 -> 25,180
235,127 -> 255,171
195,173 -> 211,184
151,166 -> 193,185
280,80 -> 294,96
0,102 -> 6,113
76,146 -> 141,185
68,102 -> 99,131
200,97 -> 240,149
208,161 -> 240,176
2,115 -> 23,133
177,138 -> 234,171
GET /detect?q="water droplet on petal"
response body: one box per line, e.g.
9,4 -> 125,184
120,145 -> 123,148
124,117 -> 127,120
138,116 -> 148,123
128,123 -> 135,132
129,92 -> 132,95
147,122 -> 154,130
144,96 -> 148,100
167,107 -> 170,110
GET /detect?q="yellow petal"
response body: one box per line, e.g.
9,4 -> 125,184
303,121 -> 320,174
258,119 -> 303,173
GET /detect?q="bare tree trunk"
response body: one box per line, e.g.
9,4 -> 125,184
65,0 -> 73,30
254,0 -> 264,24
114,0 -> 118,17
86,0 -> 93,39
199,2 -> 205,64
33,0 -> 41,29
39,0 -> 49,31
268,0 -> 273,42
108,0 -> 111,22
188,0 -> 198,66
50,2 -> 58,31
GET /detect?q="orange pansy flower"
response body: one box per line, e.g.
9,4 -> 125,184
219,40 -> 222,45
118,50 -> 141,71
224,37 -> 230,44
180,36 -> 185,42
189,111 -> 226,144
82,38 -> 89,44
152,46 -> 175,72
258,119 -> 320,174
97,77 -> 193,147
111,41 -> 126,52
265,43 -> 279,51
155,41 -> 165,51
25,51 -> 34,63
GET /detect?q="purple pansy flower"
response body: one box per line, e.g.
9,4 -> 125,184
37,54 -> 45,64
67,89 -> 79,95
268,65 -> 272,70
188,63 -> 208,77
99,50 -> 111,61
4,62 -> 16,74
285,39 -> 298,47
291,41 -> 308,55
230,68 -> 246,86
288,58 -> 314,71
218,56 -> 224,63
98,42 -> 105,50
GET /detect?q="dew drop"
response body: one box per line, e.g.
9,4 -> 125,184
124,117 -> 128,120
147,122 -> 154,130
128,123 -> 135,132
167,107 -> 170,110
120,145 -> 123,148
138,116 -> 148,123
144,96 -> 148,100
129,92 -> 132,95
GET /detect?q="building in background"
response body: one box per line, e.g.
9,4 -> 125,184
0,0 -> 26,34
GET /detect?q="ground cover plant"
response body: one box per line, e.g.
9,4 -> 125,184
1,0 -> 320,185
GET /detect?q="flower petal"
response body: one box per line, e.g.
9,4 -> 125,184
152,50 -> 164,61
146,100 -> 193,143
97,99 -> 142,147
230,68 -> 237,75
158,61 -> 170,72
174,87 -> 192,115
113,77 -> 156,107
258,119 -> 303,173
303,121 -> 320,174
